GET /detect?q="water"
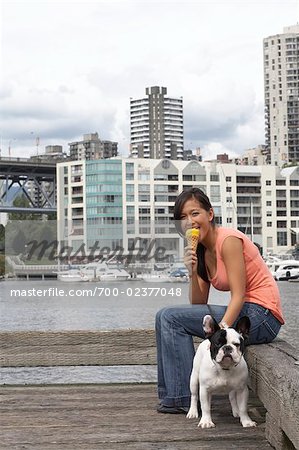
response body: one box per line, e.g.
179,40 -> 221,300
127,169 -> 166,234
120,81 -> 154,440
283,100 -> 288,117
0,279 -> 297,384
0,280 -> 229,331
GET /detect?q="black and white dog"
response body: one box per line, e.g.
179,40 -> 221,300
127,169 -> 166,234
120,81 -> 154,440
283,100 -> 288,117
187,315 -> 257,429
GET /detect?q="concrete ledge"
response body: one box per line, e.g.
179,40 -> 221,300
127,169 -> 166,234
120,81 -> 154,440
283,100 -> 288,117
245,340 -> 299,450
0,329 -> 157,367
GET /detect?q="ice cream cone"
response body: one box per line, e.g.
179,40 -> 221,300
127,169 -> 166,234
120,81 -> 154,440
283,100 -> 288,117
185,228 -> 200,251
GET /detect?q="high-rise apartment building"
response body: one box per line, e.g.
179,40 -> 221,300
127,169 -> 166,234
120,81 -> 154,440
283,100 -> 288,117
130,86 -> 184,159
263,25 -> 299,166
69,133 -> 118,161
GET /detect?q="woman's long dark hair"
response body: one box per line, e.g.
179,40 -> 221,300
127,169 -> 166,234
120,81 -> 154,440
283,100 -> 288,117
173,187 -> 215,282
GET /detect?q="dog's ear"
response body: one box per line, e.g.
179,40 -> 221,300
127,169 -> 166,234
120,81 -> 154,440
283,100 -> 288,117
235,316 -> 251,339
203,315 -> 220,338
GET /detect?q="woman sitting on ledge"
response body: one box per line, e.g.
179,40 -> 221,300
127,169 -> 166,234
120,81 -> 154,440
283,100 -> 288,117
156,187 -> 284,414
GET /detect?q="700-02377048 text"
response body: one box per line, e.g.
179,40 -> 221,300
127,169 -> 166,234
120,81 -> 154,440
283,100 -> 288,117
9,287 -> 183,298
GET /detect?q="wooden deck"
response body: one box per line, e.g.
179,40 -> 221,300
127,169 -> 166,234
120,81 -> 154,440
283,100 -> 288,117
0,383 -> 272,449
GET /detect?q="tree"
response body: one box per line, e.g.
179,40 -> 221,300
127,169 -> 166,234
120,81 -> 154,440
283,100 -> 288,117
8,195 -> 42,221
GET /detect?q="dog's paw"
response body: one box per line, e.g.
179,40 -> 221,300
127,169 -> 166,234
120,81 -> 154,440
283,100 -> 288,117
198,417 -> 215,428
186,408 -> 198,419
241,419 -> 257,428
232,409 -> 239,418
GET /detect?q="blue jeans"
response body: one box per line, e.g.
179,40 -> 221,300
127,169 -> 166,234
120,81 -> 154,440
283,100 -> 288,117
155,302 -> 282,408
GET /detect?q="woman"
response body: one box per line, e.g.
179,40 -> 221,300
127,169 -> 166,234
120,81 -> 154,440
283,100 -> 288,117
156,187 -> 284,414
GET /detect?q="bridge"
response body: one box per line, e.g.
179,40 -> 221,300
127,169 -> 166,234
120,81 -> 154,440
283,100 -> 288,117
0,157 -> 57,214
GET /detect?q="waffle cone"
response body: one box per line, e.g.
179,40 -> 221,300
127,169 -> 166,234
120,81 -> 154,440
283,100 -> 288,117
185,228 -> 200,251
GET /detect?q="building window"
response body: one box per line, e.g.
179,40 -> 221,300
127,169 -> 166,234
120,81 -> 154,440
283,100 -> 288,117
276,179 -> 286,186
277,221 -> 287,228
266,180 -> 271,186
267,222 -> 272,227
126,163 -> 134,180
139,207 -> 151,214
139,194 -> 150,202
210,173 -> 219,182
126,206 -> 134,215
138,184 -> 150,193
277,200 -> 286,208
266,201 -> 271,206
276,190 -> 286,198
210,185 -> 220,202
277,231 -> 287,246
138,172 -> 150,181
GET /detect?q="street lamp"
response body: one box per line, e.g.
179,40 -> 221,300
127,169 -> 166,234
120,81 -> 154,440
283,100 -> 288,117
8,138 -> 16,157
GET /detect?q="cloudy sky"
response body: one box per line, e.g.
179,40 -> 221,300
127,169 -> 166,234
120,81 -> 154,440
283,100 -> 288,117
0,0 -> 298,160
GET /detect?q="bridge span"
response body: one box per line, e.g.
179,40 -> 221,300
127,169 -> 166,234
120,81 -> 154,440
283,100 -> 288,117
0,157 -> 57,214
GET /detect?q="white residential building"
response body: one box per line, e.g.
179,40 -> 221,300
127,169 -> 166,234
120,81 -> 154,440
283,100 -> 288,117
57,158 -> 299,261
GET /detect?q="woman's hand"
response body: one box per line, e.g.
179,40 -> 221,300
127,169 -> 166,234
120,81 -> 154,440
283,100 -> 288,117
184,245 -> 198,276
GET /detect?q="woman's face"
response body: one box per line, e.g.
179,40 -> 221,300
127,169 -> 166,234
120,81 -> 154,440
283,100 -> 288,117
179,198 -> 214,239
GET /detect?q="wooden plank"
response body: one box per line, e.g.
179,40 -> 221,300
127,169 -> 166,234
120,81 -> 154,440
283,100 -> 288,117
0,330 -> 157,367
0,384 -> 271,449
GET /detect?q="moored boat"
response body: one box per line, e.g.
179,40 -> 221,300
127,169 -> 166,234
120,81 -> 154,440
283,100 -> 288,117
142,272 -> 172,283
58,269 -> 90,282
80,262 -> 130,281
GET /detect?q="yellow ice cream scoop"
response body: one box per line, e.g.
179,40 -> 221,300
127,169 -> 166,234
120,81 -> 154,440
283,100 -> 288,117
185,228 -> 200,251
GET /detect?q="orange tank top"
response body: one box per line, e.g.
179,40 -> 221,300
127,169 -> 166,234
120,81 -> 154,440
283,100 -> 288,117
208,227 -> 284,324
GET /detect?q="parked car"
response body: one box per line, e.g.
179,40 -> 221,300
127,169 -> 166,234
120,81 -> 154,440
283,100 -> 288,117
273,264 -> 299,281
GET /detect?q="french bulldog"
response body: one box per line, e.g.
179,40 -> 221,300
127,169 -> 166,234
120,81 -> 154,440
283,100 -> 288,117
187,314 -> 257,429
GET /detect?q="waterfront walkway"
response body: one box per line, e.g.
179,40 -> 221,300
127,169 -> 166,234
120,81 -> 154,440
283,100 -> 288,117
1,384 -> 271,449
0,329 -> 298,449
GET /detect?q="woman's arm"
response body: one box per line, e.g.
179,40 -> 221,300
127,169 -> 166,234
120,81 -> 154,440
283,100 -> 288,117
189,273 -> 210,304
220,236 -> 246,326
184,245 -> 210,304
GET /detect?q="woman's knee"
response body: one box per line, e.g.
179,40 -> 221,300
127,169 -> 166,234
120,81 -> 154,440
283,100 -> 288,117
155,306 -> 182,328
155,306 -> 170,329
